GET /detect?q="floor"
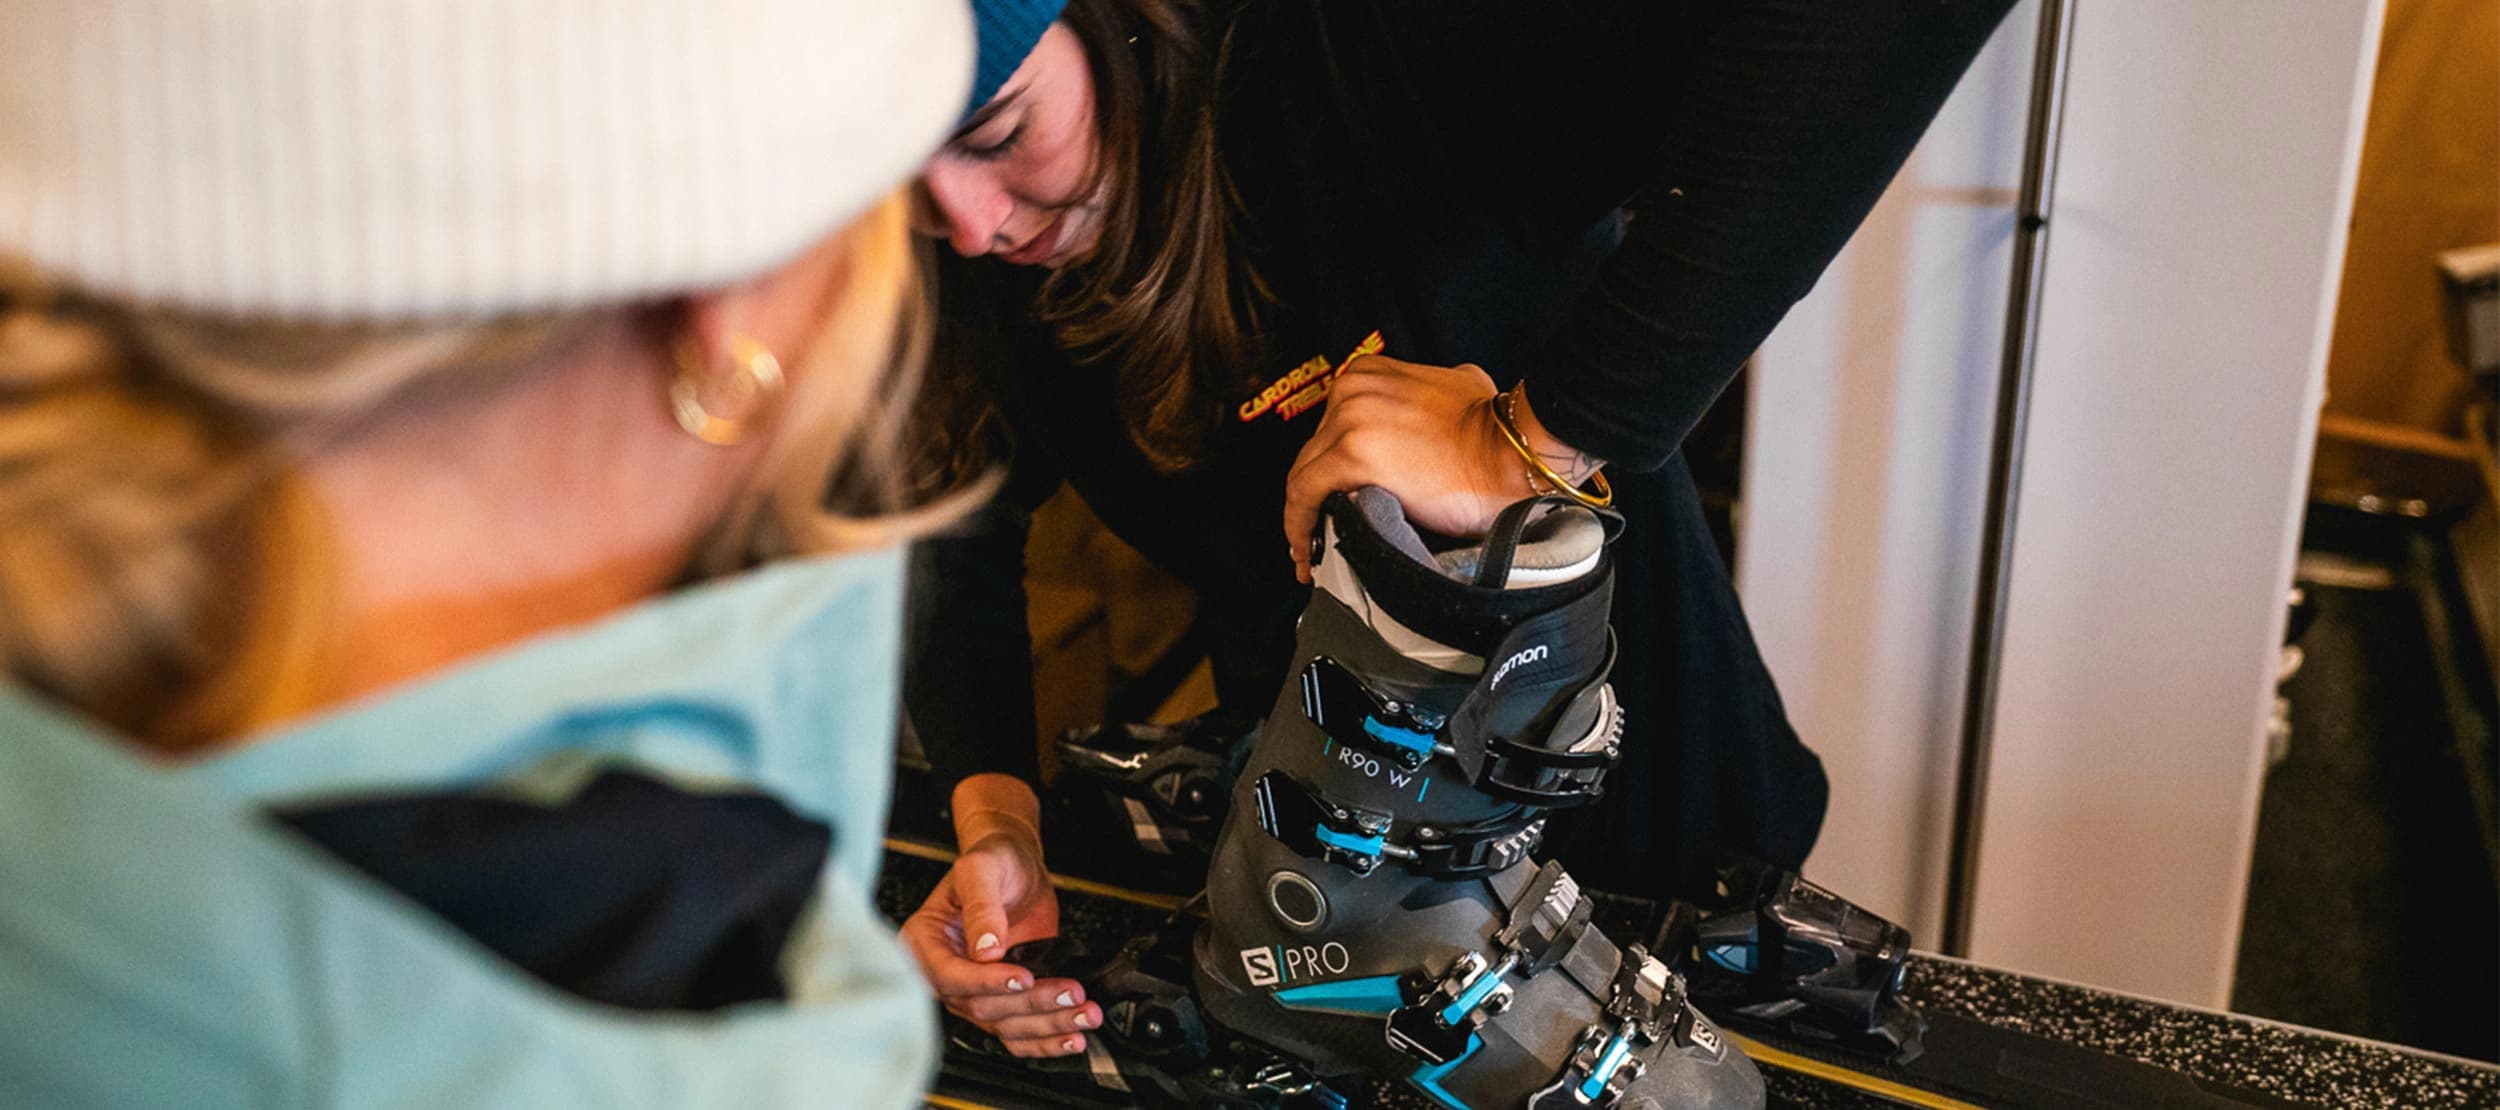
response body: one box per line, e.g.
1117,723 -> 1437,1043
2229,504 -> 2500,1063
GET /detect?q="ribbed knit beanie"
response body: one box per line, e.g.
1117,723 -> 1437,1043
0,0 -> 973,320
967,0 -> 1072,117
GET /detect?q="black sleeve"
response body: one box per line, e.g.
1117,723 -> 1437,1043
902,252 -> 1074,795
902,452 -> 1063,796
1523,0 -> 2017,471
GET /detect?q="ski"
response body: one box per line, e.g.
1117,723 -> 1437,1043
883,837 -> 2482,1109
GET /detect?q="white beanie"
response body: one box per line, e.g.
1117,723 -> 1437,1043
0,0 -> 972,320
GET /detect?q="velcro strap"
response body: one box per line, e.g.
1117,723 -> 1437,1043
1445,633 -> 1624,809
1300,625 -> 1621,810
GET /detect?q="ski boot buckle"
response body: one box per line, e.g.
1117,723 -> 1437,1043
1382,860 -> 1595,1065
1529,1020 -> 1652,1108
1527,947 -> 1682,1108
1385,949 -> 1519,1065
1255,770 -> 1551,879
1300,656 -> 1451,772
1253,770 -> 1400,875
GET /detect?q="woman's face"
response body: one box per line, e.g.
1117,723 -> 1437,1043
916,24 -> 1107,268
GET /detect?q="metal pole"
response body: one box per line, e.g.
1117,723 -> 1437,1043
1940,0 -> 2080,958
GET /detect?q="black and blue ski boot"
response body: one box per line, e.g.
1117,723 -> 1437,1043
1192,488 -> 1764,1109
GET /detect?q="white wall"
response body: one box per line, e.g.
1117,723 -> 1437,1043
1742,1 -> 2037,942
1966,0 -> 2380,1006
1743,0 -> 2381,1007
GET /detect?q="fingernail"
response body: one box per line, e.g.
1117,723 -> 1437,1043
1063,1037 -> 1084,1054
1075,1011 -> 1098,1030
1054,991 -> 1076,1008
1006,978 -> 1030,992
974,932 -> 1000,953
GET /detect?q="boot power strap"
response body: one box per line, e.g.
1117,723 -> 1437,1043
1442,632 -> 1625,809
1297,642 -> 1624,809
1252,769 -> 1545,879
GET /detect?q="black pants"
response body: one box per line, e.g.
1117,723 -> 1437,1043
1542,453 -> 1829,902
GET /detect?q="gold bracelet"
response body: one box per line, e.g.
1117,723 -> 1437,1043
1492,386 -> 1612,509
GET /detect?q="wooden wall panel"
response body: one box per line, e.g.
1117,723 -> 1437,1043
2319,0 -> 2498,439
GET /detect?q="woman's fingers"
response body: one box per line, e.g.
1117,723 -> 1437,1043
946,980 -> 1099,1059
898,866 -> 1038,998
1003,1032 -> 1090,1059
954,977 -> 1087,1023
920,948 -> 1036,999
1279,356 -> 1523,560
956,893 -> 1012,962
986,999 -> 1103,1042
1283,444 -> 1353,582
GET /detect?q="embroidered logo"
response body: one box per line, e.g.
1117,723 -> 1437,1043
1237,330 -> 1385,423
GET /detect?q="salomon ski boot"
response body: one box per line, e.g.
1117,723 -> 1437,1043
1192,488 -> 1764,1109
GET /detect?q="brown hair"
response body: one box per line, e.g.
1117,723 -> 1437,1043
1033,0 -> 1265,470
0,195 -> 959,752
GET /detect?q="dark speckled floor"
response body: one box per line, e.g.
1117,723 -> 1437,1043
2232,525 -> 2500,1062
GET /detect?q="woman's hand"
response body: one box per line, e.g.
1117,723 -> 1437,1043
899,776 -> 1099,1058
1285,356 -> 1597,583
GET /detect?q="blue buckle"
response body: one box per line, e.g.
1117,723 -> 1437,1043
1252,770 -> 1545,879
1386,950 -> 1518,1066
1301,656 -> 1449,772
1253,770 -> 1397,875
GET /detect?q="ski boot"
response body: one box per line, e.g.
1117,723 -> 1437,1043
1661,860 -> 1928,1064
1192,488 -> 1763,1109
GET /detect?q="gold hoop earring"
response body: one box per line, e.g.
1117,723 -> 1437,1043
670,335 -> 785,446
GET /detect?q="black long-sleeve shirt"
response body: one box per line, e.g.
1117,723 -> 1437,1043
911,0 -> 2012,823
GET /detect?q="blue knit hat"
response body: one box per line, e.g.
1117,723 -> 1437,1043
966,0 -> 1071,119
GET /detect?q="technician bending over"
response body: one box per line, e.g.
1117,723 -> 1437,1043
901,0 -> 2013,1059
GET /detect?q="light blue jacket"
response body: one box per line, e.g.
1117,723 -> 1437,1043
0,549 -> 934,1108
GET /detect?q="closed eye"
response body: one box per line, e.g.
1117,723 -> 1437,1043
959,122 -> 1025,162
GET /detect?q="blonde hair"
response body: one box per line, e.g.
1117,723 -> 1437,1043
0,194 -> 963,752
